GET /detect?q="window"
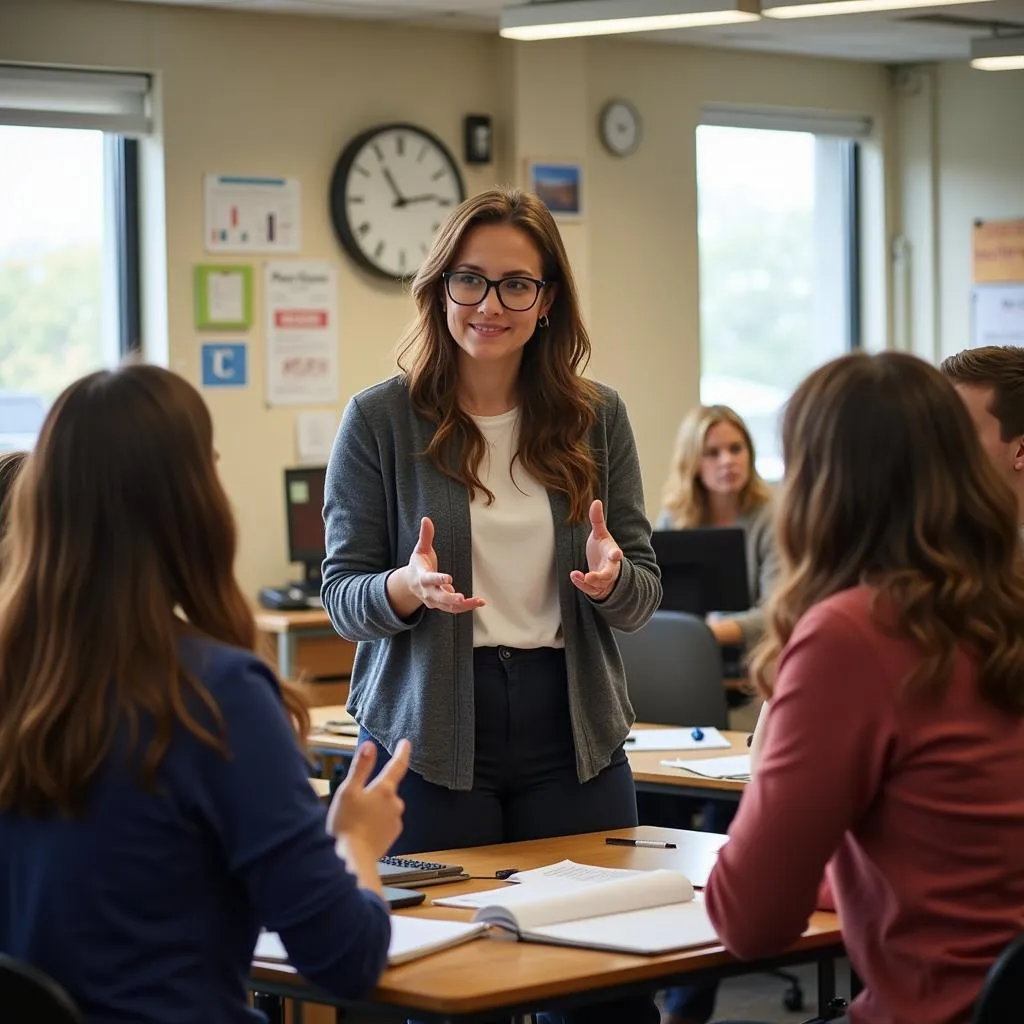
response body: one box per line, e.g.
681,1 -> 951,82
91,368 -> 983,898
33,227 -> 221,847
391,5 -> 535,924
0,66 -> 145,453
696,121 -> 862,479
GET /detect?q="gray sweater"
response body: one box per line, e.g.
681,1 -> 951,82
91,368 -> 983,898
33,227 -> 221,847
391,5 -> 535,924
654,503 -> 776,647
321,375 -> 662,791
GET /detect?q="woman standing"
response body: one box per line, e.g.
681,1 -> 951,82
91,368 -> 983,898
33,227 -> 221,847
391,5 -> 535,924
322,186 -> 661,853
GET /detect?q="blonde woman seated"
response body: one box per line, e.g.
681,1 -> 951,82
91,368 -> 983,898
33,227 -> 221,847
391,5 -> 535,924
657,404 -> 775,653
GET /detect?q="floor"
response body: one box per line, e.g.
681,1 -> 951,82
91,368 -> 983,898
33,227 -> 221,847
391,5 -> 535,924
704,959 -> 852,1022
337,960 -> 854,1023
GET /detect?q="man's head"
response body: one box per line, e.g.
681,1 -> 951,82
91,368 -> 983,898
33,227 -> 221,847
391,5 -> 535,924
940,346 -> 1024,510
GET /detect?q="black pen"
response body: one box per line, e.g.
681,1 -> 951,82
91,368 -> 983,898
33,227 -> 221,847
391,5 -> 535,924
605,838 -> 677,849
746,733 -> 753,747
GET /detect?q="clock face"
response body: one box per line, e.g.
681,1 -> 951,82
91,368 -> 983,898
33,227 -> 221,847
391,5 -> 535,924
329,123 -> 466,281
600,100 -> 642,157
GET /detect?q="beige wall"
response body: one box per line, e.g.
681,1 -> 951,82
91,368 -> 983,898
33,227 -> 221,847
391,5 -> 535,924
1,0 -> 893,596
936,63 -> 1024,359
894,61 -> 1024,362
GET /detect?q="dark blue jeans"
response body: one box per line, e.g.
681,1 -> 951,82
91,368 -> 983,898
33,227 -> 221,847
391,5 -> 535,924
357,645 -> 658,1024
359,645 -> 641,851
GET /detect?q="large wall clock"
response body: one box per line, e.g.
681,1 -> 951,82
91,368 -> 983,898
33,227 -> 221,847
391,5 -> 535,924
329,122 -> 466,281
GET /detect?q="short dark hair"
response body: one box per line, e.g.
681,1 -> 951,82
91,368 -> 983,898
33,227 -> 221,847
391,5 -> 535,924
940,345 -> 1024,441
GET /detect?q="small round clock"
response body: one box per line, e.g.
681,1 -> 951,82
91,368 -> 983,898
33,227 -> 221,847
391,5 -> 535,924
599,100 -> 642,158
329,122 -> 466,281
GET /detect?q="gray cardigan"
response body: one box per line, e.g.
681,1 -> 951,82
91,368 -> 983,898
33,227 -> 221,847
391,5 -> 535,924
321,375 -> 662,791
654,503 -> 776,647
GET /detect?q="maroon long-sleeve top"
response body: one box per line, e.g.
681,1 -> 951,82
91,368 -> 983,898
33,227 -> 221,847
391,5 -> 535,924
706,585 -> 1024,1024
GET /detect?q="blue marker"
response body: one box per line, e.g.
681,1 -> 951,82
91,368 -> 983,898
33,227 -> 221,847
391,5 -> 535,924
691,727 -> 704,741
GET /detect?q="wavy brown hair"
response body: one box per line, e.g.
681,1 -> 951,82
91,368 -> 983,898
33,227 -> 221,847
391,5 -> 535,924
750,351 -> 1024,714
0,449 -> 28,536
660,404 -> 771,527
397,186 -> 599,523
0,365 -> 309,817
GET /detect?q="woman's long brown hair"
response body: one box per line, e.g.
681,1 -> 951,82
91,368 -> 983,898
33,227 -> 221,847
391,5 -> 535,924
750,351 -> 1024,714
0,365 -> 309,817
398,186 -> 599,523
660,404 -> 771,527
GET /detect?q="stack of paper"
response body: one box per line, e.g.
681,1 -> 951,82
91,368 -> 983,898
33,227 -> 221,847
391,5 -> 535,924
659,754 -> 752,781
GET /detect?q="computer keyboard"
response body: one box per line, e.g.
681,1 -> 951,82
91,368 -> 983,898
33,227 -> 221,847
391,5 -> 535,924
378,855 -> 467,887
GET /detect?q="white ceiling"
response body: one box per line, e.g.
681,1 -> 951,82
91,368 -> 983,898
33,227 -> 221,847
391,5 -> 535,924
115,0 -> 1024,63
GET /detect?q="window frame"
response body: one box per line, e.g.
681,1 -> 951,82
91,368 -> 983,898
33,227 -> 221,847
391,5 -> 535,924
108,135 -> 141,358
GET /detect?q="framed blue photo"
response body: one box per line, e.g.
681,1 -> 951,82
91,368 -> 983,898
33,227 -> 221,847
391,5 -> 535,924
527,161 -> 582,219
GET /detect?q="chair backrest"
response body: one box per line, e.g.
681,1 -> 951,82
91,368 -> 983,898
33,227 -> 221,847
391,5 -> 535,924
972,931 -> 1024,1024
615,610 -> 728,728
0,955 -> 84,1024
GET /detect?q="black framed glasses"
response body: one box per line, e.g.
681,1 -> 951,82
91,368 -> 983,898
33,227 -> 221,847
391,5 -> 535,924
442,271 -> 548,312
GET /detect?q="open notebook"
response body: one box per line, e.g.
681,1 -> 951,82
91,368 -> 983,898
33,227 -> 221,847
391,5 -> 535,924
469,868 -> 719,955
255,915 -> 487,967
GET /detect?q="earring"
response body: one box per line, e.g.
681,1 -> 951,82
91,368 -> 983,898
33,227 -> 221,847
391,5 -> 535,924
538,314 -> 550,328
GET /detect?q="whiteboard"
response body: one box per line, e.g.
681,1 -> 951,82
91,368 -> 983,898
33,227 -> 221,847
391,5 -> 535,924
972,284 -> 1024,349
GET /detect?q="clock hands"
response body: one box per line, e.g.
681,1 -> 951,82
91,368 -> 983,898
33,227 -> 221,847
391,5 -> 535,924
382,167 -> 406,206
382,166 -> 447,209
401,193 -> 447,206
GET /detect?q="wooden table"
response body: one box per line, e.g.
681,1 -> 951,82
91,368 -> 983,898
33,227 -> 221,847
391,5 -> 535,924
627,725 -> 749,802
306,708 -> 748,801
250,825 -> 844,1023
255,609 -> 355,706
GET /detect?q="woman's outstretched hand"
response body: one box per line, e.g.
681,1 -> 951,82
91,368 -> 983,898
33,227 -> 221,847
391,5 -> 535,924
570,499 -> 623,601
386,516 -> 486,617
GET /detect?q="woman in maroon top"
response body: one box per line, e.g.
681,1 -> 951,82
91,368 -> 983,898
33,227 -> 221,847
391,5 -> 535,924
706,351 -> 1024,1024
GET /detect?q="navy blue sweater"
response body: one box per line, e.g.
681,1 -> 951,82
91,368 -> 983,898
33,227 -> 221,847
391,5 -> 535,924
0,638 -> 390,1023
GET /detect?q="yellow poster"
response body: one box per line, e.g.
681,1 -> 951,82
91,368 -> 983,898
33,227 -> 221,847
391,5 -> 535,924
973,218 -> 1024,284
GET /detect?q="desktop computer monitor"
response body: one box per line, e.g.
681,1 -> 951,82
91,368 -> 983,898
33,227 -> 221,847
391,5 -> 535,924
284,465 -> 327,591
650,527 -> 750,617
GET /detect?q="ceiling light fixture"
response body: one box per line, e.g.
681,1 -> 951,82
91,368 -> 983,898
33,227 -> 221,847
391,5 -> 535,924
970,33 -> 1024,70
499,0 -> 761,41
762,0 -> 993,19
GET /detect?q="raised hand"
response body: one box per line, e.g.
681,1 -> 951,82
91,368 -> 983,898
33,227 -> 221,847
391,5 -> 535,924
569,499 -> 623,601
389,516 -> 485,616
327,738 -> 411,860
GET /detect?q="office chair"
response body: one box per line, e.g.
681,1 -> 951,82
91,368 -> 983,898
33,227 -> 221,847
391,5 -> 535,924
971,930 -> 1024,1023
0,955 -> 84,1024
614,610 -> 728,728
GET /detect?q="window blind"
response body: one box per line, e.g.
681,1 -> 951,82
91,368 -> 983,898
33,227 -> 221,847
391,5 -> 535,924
0,64 -> 151,135
701,103 -> 873,139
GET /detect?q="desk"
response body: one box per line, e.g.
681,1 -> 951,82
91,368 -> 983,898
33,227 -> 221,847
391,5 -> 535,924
628,725 -> 748,803
255,610 -> 355,704
251,825 -> 844,1023
306,708 -> 748,801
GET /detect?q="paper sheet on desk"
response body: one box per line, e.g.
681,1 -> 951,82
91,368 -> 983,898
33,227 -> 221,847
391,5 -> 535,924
432,860 -> 642,909
625,727 -> 730,751
660,754 -> 752,780
255,916 -> 487,966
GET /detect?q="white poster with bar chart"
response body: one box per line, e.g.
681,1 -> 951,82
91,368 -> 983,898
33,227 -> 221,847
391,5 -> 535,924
204,174 -> 301,253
